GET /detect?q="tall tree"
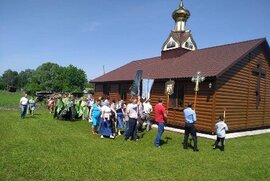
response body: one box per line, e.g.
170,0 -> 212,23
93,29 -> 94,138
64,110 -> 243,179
1,69 -> 18,89
29,62 -> 61,92
60,65 -> 87,92
0,76 -> 4,90
17,69 -> 35,90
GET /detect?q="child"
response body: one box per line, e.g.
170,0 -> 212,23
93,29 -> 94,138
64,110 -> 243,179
213,115 -> 228,151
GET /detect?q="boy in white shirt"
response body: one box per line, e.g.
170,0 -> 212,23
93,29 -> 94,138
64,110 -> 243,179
213,115 -> 228,151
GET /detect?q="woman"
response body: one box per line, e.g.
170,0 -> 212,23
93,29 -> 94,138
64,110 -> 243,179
89,99 -> 101,134
48,97 -> 55,114
116,100 -> 125,135
110,100 -> 117,136
100,100 -> 114,139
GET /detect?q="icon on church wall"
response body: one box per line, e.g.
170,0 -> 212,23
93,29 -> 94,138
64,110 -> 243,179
165,80 -> 175,96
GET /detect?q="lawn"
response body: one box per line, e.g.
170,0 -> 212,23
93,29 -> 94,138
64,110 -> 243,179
0,91 -> 23,107
0,91 -> 270,181
0,109 -> 270,181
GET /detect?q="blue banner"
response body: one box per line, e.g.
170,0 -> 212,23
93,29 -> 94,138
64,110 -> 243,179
131,70 -> 143,96
142,79 -> 154,100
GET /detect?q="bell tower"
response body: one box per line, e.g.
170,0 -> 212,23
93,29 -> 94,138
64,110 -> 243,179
161,0 -> 197,57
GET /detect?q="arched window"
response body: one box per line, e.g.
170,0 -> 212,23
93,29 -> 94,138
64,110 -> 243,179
167,41 -> 176,49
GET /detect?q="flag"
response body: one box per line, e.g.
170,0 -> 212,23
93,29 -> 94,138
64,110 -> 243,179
142,79 -> 154,100
131,70 -> 143,96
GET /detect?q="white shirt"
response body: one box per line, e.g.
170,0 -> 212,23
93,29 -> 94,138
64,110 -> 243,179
101,105 -> 111,119
215,121 -> 229,138
20,97 -> 28,105
143,102 -> 152,114
126,103 -> 138,119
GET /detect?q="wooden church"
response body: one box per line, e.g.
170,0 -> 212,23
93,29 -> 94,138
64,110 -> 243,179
92,1 -> 270,133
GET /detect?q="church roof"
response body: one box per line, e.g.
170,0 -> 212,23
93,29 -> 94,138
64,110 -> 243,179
92,38 -> 268,83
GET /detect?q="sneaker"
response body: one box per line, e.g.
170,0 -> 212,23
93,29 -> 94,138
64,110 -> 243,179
109,135 -> 115,139
193,149 -> 199,152
100,135 -> 104,139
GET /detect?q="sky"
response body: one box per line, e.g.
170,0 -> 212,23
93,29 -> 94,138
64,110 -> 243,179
0,0 -> 270,80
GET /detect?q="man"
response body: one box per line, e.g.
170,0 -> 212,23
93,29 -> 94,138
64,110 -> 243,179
183,102 -> 198,151
125,96 -> 140,141
154,98 -> 167,148
19,94 -> 28,119
143,99 -> 153,131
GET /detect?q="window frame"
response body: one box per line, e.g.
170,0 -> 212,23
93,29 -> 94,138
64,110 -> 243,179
169,81 -> 184,108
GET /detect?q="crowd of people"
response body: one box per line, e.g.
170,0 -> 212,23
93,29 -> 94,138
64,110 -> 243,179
48,94 -> 94,121
19,93 -> 229,151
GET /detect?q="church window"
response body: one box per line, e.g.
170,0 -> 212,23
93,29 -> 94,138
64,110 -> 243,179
103,84 -> 110,98
185,41 -> 194,49
169,81 -> 184,107
167,41 -> 176,49
119,84 -> 128,101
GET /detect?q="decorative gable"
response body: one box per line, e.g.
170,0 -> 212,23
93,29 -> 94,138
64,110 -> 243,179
163,37 -> 180,51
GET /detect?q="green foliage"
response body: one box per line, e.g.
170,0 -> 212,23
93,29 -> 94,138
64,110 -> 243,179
1,69 -> 19,89
17,69 -> 35,90
0,62 -> 88,93
0,76 -> 5,90
0,109 -> 270,180
29,62 -> 61,92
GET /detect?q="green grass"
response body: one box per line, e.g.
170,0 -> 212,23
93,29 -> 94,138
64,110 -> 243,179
0,91 -> 23,107
0,109 -> 270,181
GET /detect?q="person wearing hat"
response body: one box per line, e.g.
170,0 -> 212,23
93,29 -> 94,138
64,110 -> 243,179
183,102 -> 198,151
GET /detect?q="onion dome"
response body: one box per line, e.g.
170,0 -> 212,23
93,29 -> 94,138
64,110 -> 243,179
172,0 -> 190,22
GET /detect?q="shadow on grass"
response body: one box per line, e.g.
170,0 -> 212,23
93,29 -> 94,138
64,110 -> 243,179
160,136 -> 172,146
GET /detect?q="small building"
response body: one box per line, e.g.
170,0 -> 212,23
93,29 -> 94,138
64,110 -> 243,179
92,1 -> 270,133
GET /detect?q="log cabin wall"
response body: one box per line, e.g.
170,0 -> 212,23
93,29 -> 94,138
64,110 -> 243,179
94,84 -> 103,100
94,82 -> 133,102
214,46 -> 270,131
262,47 -> 270,126
149,80 -> 214,132
183,81 -> 215,132
109,84 -> 119,101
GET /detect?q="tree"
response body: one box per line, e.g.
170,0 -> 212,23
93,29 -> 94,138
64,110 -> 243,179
17,69 -> 35,90
59,65 -> 87,92
27,62 -> 61,92
1,69 -> 18,89
0,76 -> 5,90
1,62 -> 88,94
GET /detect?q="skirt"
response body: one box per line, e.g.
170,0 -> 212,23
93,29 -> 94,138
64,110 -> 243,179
117,112 -> 124,129
99,119 -> 113,136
